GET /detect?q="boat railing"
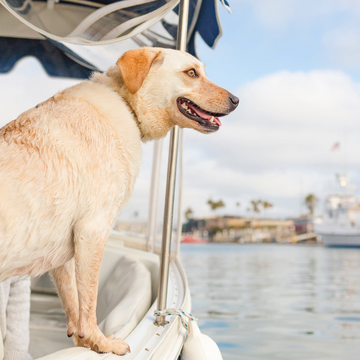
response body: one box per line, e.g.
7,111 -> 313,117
154,0 -> 188,326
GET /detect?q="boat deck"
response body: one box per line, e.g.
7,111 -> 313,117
28,231 -> 189,360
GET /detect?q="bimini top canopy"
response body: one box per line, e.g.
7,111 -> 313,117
0,0 -> 230,77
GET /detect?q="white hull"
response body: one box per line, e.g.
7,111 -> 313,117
315,224 -> 360,247
319,233 -> 360,247
315,218 -> 360,247
315,192 -> 360,247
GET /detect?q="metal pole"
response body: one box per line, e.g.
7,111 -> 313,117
156,0 -> 189,326
175,0 -> 190,51
147,139 -> 164,252
176,129 -> 184,257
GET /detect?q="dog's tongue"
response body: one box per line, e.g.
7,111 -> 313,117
213,117 -> 222,126
187,103 -> 222,126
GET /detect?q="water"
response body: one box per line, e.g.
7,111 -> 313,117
181,243 -> 360,360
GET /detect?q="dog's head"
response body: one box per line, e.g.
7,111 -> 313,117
116,47 -> 238,139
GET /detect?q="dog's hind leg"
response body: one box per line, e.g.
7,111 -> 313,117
50,258 -> 79,338
72,220 -> 130,355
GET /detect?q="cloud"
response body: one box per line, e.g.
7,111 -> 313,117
0,58 -> 78,127
180,70 -> 360,218
185,70 -> 360,171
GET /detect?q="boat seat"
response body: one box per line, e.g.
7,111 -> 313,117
29,254 -> 151,358
97,254 -> 152,338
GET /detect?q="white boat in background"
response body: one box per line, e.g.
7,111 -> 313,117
315,175 -> 360,247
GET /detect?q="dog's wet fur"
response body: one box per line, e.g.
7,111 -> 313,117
0,48 -> 238,354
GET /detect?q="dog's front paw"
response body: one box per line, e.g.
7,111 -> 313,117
73,329 -> 130,355
99,335 -> 130,355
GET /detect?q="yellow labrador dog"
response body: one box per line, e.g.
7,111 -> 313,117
0,48 -> 238,354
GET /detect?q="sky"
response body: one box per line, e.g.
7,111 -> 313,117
1,0 -> 360,221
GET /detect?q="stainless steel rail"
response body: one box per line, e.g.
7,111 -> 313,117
176,129 -> 184,257
147,139 -> 163,252
155,0 -> 189,326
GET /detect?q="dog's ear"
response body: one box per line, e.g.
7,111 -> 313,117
116,49 -> 162,94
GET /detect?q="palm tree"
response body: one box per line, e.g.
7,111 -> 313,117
235,201 -> 241,216
263,201 -> 273,210
184,208 -> 193,220
250,200 -> 261,214
261,201 -> 273,217
305,194 -> 317,215
207,199 -> 225,214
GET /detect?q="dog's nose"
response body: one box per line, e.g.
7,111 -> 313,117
229,94 -> 239,108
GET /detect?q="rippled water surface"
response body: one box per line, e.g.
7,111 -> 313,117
181,243 -> 360,360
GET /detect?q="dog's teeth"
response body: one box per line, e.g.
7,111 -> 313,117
210,116 -> 215,123
181,103 -> 187,109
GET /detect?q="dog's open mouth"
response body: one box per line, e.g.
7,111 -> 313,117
177,98 -> 225,130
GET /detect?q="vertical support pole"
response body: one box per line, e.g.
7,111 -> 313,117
156,126 -> 180,326
176,129 -> 184,257
155,0 -> 189,326
175,0 -> 190,51
147,139 -> 164,252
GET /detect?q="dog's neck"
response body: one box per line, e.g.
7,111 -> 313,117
91,67 -> 173,142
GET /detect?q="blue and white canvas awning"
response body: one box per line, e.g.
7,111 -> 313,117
0,0 -> 230,78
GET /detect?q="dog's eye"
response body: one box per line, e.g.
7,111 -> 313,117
187,69 -> 197,78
